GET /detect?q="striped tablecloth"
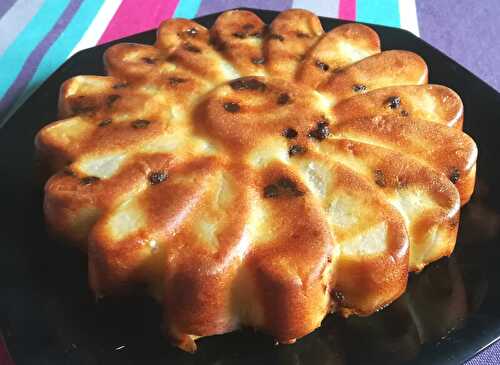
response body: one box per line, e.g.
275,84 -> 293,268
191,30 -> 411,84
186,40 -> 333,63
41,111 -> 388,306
0,1 -> 498,364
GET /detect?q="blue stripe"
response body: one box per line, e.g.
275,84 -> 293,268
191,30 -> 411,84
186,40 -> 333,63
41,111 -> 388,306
173,0 -> 202,19
15,0 -> 104,109
0,0 -> 70,100
356,0 -> 400,28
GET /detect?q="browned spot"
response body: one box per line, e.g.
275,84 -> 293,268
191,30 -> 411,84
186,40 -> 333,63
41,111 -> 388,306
243,23 -> 255,31
112,82 -> 128,89
296,31 -> 311,38
400,110 -> 409,117
106,94 -> 120,108
232,31 -> 246,39
168,77 -> 187,86
251,57 -> 265,65
141,57 -> 156,64
269,33 -> 284,41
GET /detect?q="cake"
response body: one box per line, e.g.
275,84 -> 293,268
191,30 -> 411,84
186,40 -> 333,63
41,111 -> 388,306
35,9 -> 478,352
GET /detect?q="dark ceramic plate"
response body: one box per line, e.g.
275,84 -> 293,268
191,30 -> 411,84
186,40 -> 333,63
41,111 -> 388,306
1,8 -> 500,365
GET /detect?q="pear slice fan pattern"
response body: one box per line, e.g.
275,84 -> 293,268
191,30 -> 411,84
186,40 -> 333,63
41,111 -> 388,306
35,9 -> 477,352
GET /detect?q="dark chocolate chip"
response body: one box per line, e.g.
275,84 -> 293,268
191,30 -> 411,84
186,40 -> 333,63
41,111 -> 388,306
80,176 -> 100,185
229,78 -> 266,91
98,119 -> 112,127
168,77 -> 187,86
251,57 -> 265,65
141,57 -> 156,64
112,82 -> 128,89
315,60 -> 330,71
282,128 -> 298,139
148,170 -> 168,185
232,31 -> 246,39
185,28 -> 198,37
224,102 -> 240,113
450,168 -> 460,184
183,42 -> 201,53
353,84 -> 367,93
332,290 -> 345,304
269,33 -> 284,41
386,96 -> 401,109
400,110 -> 409,117
277,177 -> 304,196
264,184 -> 279,198
296,31 -> 311,38
308,121 -> 330,141
374,169 -> 386,187
289,144 -> 306,157
131,119 -> 151,129
106,94 -> 120,107
277,93 -> 291,105
243,23 -> 255,31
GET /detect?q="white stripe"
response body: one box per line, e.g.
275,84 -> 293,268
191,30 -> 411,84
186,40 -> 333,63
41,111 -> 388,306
69,0 -> 122,57
292,0 -> 340,19
398,0 -> 419,37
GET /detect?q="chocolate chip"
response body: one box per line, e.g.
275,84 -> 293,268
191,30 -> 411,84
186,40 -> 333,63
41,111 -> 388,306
131,119 -> 151,129
315,60 -> 330,71
183,42 -> 201,53
80,176 -> 100,185
141,57 -> 156,64
112,82 -> 128,89
243,23 -> 255,31
386,96 -> 401,109
98,119 -> 112,127
148,170 -> 168,185
168,77 -> 187,86
277,177 -> 304,196
269,33 -> 284,41
353,84 -> 367,93
400,110 -> 409,117
332,290 -> 345,304
282,128 -> 298,139
289,145 -> 306,157
224,102 -> 240,113
185,28 -> 198,37
308,121 -> 330,141
106,94 -> 120,107
277,93 -> 291,105
264,184 -> 279,198
449,168 -> 460,184
250,31 -> 263,38
251,57 -> 265,65
374,169 -> 386,187
229,78 -> 266,91
296,31 -> 311,38
232,31 -> 246,39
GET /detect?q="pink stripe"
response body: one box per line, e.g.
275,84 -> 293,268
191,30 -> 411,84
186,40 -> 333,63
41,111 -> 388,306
338,0 -> 356,20
98,0 -> 180,44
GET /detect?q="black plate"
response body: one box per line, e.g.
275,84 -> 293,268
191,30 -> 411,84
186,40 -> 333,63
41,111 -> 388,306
2,8 -> 500,365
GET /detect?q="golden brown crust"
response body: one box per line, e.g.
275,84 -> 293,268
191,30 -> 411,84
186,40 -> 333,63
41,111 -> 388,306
34,9 -> 478,351
319,50 -> 428,104
297,23 -> 380,88
331,84 -> 464,129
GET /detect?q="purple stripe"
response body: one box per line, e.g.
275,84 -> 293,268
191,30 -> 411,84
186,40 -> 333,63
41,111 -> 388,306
197,0 -> 293,17
0,0 -> 83,119
0,0 -> 16,19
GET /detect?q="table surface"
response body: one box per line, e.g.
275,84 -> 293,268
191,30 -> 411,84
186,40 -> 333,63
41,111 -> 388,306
0,1 -> 498,364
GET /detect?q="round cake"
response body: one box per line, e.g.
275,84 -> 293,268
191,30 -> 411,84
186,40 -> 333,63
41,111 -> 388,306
35,9 -> 477,352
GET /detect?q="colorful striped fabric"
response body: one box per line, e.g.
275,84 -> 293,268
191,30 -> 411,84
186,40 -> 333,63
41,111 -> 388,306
0,0 -> 420,124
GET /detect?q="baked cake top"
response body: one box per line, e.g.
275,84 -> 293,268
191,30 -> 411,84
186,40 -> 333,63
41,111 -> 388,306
35,9 -> 477,352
